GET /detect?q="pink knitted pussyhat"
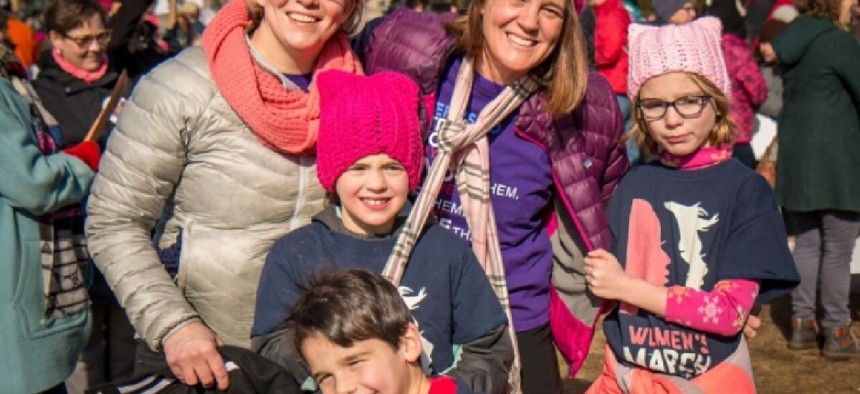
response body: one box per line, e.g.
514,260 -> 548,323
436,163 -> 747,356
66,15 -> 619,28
627,17 -> 731,100
316,70 -> 423,192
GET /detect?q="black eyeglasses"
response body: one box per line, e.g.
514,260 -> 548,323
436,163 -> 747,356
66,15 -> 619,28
63,30 -> 112,47
637,95 -> 711,120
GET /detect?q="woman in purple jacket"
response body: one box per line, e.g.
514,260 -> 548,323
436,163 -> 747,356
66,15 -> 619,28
356,2 -> 628,392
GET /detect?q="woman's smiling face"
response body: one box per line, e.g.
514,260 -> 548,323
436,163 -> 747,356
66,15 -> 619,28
476,0 -> 567,84
252,0 -> 353,72
50,14 -> 108,72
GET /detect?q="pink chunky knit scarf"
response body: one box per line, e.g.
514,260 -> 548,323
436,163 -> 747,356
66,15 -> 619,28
201,0 -> 363,155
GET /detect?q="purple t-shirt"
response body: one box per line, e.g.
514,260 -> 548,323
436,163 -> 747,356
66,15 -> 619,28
284,73 -> 313,91
426,57 -> 554,332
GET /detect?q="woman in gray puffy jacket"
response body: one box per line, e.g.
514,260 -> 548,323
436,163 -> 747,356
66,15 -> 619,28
85,0 -> 364,389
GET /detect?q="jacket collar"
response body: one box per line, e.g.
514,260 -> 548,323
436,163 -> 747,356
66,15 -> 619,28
312,201 -> 416,239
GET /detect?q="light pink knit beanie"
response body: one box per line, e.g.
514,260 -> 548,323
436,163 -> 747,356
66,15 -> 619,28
316,70 -> 423,192
627,17 -> 731,101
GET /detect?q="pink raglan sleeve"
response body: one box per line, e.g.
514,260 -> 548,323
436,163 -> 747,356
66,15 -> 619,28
664,279 -> 760,337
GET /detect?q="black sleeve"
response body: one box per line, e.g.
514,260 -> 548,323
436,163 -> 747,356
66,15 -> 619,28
107,1 -> 166,79
107,0 -> 154,54
446,323 -> 514,394
251,323 -> 313,391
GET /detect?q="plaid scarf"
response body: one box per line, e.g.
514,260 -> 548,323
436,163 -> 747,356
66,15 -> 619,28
383,57 -> 541,394
3,42 -> 90,322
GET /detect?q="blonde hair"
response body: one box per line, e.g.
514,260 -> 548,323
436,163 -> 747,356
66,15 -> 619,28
629,73 -> 734,156
245,0 -> 365,35
445,0 -> 589,115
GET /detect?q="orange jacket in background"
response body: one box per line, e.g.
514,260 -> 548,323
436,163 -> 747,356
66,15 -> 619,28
5,17 -> 37,67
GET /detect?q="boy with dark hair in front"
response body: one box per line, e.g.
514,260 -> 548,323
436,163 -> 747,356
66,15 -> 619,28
292,269 -> 474,394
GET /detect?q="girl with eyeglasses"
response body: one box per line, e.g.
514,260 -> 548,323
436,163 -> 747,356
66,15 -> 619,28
584,18 -> 799,393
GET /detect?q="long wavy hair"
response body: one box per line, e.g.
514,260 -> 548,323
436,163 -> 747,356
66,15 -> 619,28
445,0 -> 589,114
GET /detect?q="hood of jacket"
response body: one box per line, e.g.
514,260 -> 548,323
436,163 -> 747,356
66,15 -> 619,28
312,201 -> 416,239
773,16 -> 838,67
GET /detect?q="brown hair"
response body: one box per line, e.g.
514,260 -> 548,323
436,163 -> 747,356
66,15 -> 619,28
246,0 -> 365,35
795,0 -> 842,23
629,72 -> 734,156
292,269 -> 413,354
43,0 -> 108,35
445,0 -> 589,115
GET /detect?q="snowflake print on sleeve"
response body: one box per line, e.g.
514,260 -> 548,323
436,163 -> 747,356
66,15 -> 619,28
664,279 -> 760,336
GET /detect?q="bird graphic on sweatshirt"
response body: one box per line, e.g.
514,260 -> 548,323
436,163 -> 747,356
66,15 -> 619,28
664,201 -> 719,290
399,286 -> 434,372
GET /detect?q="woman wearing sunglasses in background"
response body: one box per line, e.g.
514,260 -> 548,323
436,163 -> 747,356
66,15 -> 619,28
32,1 -> 135,392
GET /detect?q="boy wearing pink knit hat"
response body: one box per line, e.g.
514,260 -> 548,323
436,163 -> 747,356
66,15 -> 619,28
251,70 -> 513,394
584,18 -> 798,393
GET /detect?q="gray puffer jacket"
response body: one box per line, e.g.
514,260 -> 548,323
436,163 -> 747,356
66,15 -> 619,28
86,47 -> 326,350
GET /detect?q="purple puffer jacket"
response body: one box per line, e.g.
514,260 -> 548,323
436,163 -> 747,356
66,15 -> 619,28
360,9 -> 629,376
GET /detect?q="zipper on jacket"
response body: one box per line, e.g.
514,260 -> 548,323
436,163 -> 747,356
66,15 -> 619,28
514,127 -> 596,252
289,155 -> 313,231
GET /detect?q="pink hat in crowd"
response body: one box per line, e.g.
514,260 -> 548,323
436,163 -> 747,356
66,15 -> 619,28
316,70 -> 424,192
627,17 -> 731,100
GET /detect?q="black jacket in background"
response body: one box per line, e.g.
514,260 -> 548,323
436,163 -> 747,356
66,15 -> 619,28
32,51 -> 119,148
107,0 -> 167,81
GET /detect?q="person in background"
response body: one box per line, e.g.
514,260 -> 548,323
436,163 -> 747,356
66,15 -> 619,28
651,0 -> 697,25
293,269 -> 477,394
85,0 -> 365,389
164,1 -> 205,55
105,0 -> 166,80
0,40 -> 101,394
705,0 -> 768,169
35,0 -> 122,147
405,0 -> 429,12
751,18 -> 788,188
591,0 -> 632,162
32,1 -> 136,392
427,0 -> 457,13
756,18 -> 787,120
774,0 -> 860,359
0,6 -> 37,67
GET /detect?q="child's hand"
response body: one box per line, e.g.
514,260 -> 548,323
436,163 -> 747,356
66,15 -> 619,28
744,314 -> 762,339
584,249 -> 630,301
